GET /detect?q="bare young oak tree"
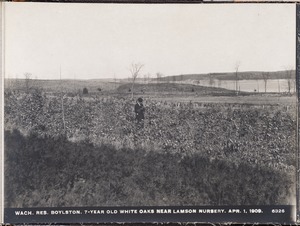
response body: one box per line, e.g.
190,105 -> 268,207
114,74 -> 117,89
172,76 -> 177,83
262,72 -> 270,93
234,61 -> 241,95
59,67 -> 66,134
156,72 -> 163,83
208,74 -> 214,87
24,72 -> 32,93
286,70 -> 295,93
217,79 -> 222,88
285,67 -> 295,94
129,62 -> 144,99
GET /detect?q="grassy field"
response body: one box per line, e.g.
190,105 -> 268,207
4,81 -> 297,207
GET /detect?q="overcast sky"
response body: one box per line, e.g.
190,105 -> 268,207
4,3 -> 296,80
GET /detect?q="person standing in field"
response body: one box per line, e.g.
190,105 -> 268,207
135,97 -> 145,129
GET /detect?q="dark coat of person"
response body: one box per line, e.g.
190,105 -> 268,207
135,100 -> 145,122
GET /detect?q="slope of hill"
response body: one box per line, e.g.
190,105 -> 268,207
157,70 -> 295,82
117,82 -> 240,96
4,79 -> 122,93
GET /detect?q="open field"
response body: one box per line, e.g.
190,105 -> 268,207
4,81 -> 297,207
150,95 -> 296,106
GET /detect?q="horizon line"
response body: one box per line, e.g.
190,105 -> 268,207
4,69 -> 295,81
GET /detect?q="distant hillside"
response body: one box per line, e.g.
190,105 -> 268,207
117,82 -> 241,96
4,79 -> 123,93
157,70 -> 295,82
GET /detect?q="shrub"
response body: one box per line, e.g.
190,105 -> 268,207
83,87 -> 88,94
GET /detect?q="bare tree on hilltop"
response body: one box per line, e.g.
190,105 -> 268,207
262,72 -> 270,93
234,61 -> 241,95
24,72 -> 32,93
129,62 -> 144,99
156,72 -> 163,83
208,74 -> 214,87
285,67 -> 295,94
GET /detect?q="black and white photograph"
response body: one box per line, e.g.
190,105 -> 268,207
1,2 -> 298,223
